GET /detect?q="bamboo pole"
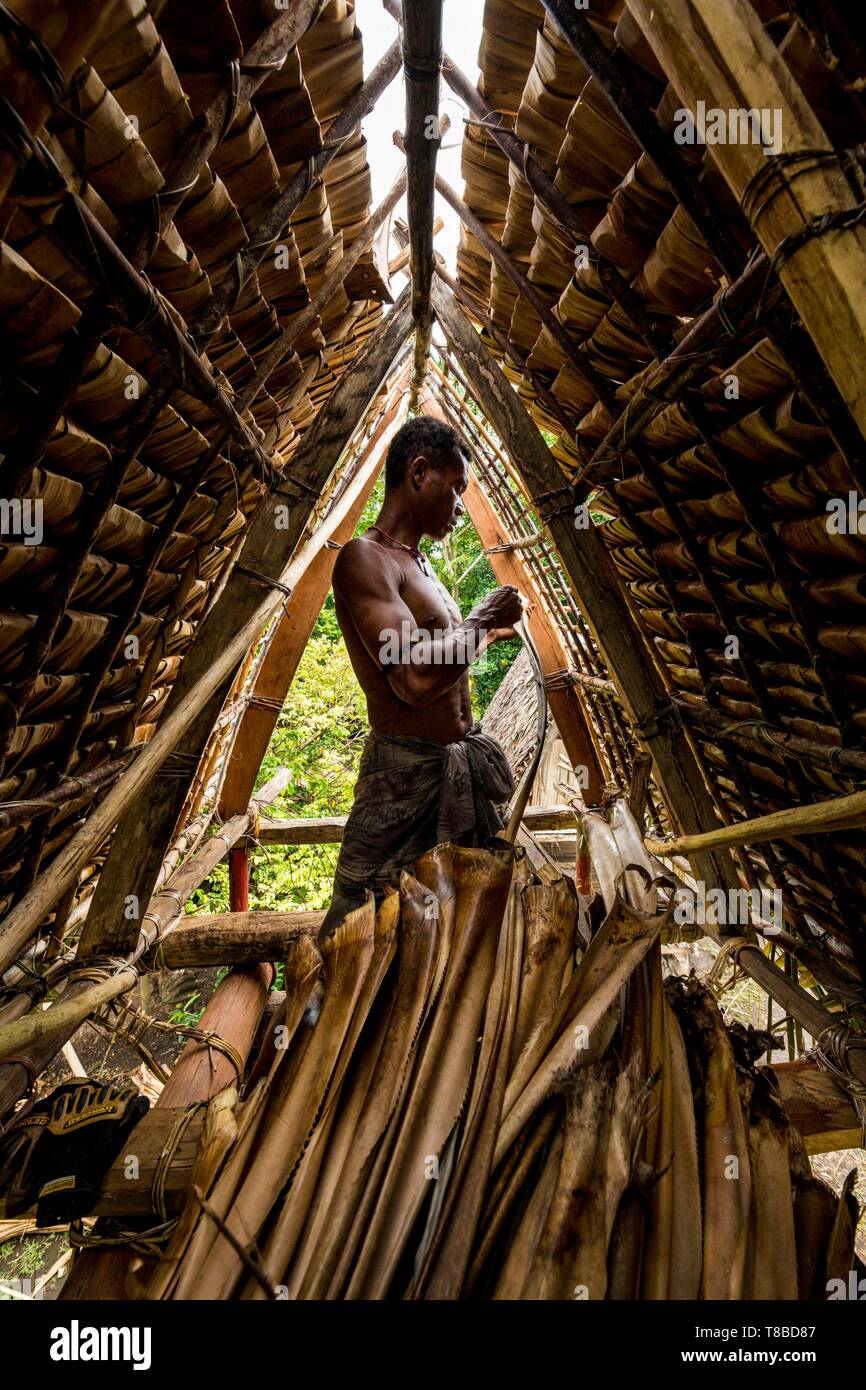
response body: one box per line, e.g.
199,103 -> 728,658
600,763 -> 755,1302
546,0 -> 866,487
645,788 -> 866,857
576,252 -> 774,490
192,36 -> 404,339
236,167 -> 408,415
0,756 -> 135,832
0,771 -> 289,1114
401,0 -> 443,400
0,2 -> 115,205
46,188 -> 271,473
433,258 -> 578,440
543,0 -> 742,277
0,771 -> 289,1061
121,0 -> 326,269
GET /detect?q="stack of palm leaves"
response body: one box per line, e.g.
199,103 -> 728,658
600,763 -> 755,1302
135,806 -> 859,1300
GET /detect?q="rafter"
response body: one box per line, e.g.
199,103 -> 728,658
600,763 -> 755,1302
399,0 -> 443,402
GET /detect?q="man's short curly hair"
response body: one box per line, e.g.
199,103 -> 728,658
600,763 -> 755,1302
384,417 -> 468,491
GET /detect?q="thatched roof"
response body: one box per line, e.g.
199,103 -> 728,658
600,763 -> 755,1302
483,647 -> 540,780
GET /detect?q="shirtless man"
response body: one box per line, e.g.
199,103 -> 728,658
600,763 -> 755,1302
317,416 -> 523,941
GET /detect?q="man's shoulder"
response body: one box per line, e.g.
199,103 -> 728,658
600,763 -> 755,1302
334,534 -> 375,575
334,534 -> 397,591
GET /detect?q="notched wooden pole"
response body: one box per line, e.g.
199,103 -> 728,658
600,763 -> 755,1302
401,0 -> 444,404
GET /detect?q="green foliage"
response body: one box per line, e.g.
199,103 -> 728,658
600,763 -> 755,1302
419,512 -> 520,713
187,860 -> 229,915
168,992 -> 203,1028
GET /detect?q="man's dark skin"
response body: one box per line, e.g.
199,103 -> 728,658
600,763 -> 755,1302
333,443 -> 524,738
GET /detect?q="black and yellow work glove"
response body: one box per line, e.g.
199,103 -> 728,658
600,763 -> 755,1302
0,1077 -> 149,1226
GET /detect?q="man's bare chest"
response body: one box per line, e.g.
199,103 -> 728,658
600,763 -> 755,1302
399,564 -> 461,634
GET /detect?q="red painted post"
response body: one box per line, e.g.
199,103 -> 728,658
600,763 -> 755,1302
229,846 -> 250,912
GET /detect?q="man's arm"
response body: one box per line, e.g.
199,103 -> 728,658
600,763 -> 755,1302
333,540 -> 523,707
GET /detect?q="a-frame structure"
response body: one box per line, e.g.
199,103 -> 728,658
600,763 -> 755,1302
1,0 -> 865,1300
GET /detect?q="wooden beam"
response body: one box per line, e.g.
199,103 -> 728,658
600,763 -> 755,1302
545,0 -> 866,485
432,258 -> 578,440
771,1059 -> 862,1155
61,960 -> 273,1298
0,1107 -> 205,1222
401,0 -> 444,400
46,189 -> 272,475
257,806 -> 581,844
675,701 -> 866,781
193,36 -> 404,338
0,772 -> 289,1068
430,277 -> 740,900
577,250 -> 773,490
390,216 -> 443,275
0,755 -> 134,832
0,2 -> 115,205
123,0 -> 326,269
217,393 -> 404,818
141,911 -> 326,969
543,0 -> 742,277
259,816 -> 348,844
50,297 -> 410,970
236,167 -> 408,416
626,0 -> 866,444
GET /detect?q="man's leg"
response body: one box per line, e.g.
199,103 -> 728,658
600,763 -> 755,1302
317,881 -> 368,945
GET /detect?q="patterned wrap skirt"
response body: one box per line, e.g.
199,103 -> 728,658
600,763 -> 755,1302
326,722 -> 515,915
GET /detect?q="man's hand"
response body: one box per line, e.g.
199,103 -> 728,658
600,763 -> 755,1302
468,585 -> 525,643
